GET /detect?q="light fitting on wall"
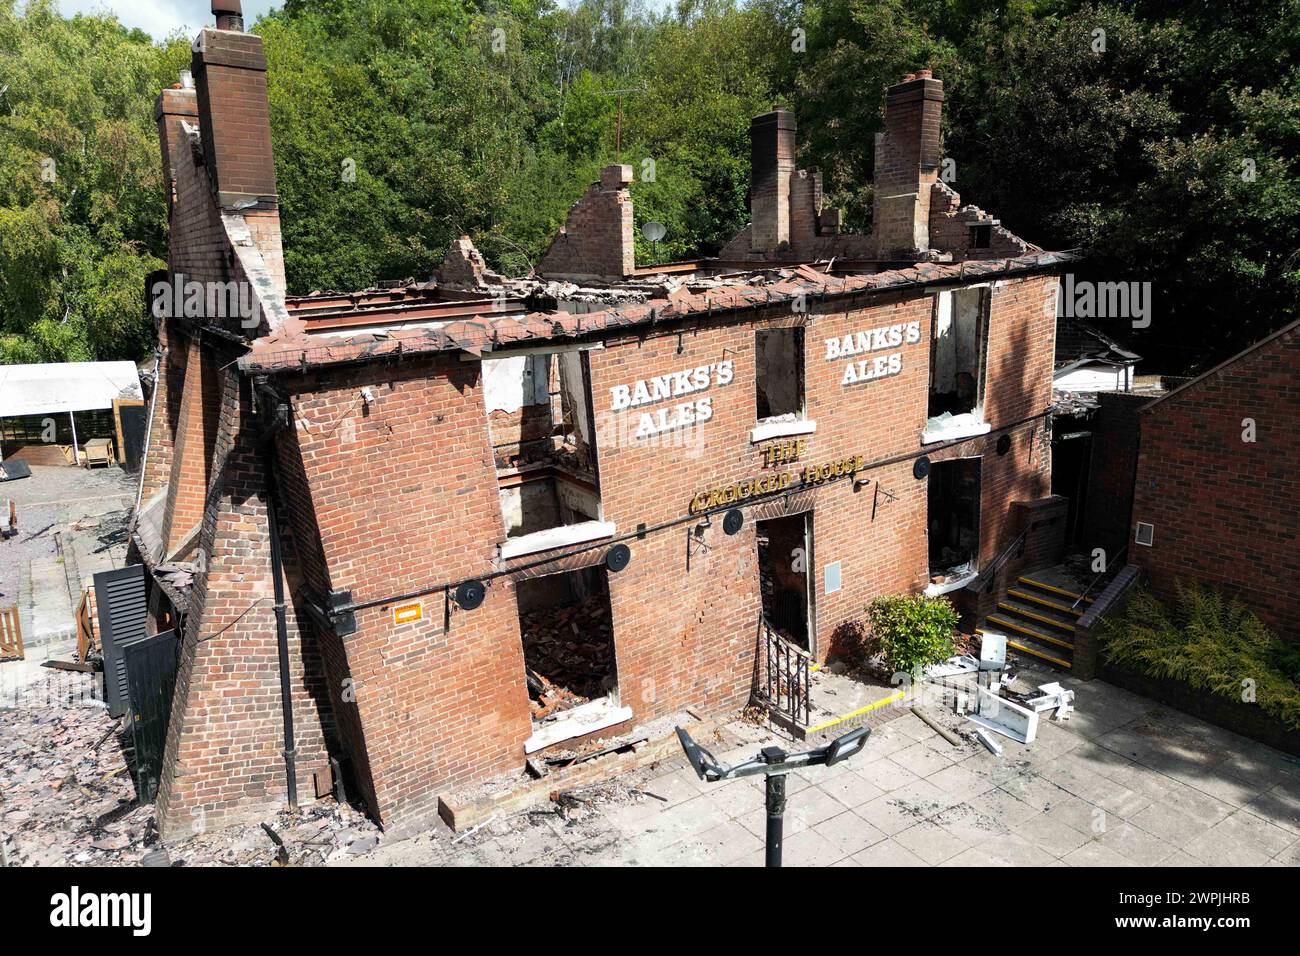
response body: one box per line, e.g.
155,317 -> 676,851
453,579 -> 486,610
605,544 -> 632,573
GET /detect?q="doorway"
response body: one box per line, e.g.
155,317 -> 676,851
928,457 -> 982,579
756,512 -> 813,651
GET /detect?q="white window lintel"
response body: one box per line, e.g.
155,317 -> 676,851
500,520 -> 616,560
750,418 -> 817,444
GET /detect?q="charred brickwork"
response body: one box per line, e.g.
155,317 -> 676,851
136,16 -> 1069,839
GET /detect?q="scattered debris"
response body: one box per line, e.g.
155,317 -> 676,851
0,674 -> 378,867
966,685 -> 1039,745
1025,682 -> 1075,721
520,593 -> 615,719
974,728 -> 1004,756
909,705 -> 963,747
924,654 -> 978,678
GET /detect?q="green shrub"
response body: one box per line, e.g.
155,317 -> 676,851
1102,584 -> 1300,730
867,595 -> 959,675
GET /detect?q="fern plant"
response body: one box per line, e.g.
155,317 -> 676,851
1102,584 -> 1300,730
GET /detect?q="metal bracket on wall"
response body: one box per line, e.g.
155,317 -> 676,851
686,520 -> 712,572
325,589 -> 356,636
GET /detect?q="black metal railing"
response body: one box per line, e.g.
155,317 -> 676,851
758,615 -> 811,727
968,527 -> 1028,595
1073,545 -> 1127,611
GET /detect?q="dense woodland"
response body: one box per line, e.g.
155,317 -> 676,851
0,0 -> 1296,372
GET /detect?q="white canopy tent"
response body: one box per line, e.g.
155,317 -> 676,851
0,361 -> 144,465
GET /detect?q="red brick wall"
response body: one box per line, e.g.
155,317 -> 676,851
929,182 -> 1035,261
181,274 -> 1058,833
537,165 -> 635,280
139,319 -> 188,506
156,369 -> 333,840
160,336 -> 223,554
1131,323 -> 1300,639
277,356 -> 534,832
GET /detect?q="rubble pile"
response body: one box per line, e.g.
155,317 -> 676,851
0,674 -> 379,867
0,689 -> 149,866
166,800 -> 380,867
520,595 -> 615,719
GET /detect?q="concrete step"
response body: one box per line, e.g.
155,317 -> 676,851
1005,587 -> 1083,618
977,627 -> 1073,670
995,598 -> 1077,636
984,614 -> 1074,651
1016,573 -> 1093,608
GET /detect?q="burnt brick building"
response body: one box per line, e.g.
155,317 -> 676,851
131,6 -> 1073,838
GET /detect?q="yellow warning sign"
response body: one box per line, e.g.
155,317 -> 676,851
392,602 -> 423,625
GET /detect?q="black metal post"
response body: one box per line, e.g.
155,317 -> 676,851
765,772 -> 787,867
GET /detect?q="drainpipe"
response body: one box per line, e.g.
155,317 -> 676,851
256,390 -> 297,811
133,349 -> 163,516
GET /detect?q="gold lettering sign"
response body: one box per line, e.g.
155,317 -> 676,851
689,454 -> 865,514
761,437 -> 808,469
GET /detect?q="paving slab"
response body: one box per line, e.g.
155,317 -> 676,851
849,838 -> 928,866
812,808 -> 888,858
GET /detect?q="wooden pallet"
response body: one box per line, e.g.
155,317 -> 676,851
0,604 -> 24,661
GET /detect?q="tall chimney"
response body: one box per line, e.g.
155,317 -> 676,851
872,70 -> 944,257
749,109 -> 797,253
154,76 -> 199,219
192,5 -> 276,209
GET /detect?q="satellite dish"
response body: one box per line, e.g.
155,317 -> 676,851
913,457 -> 931,480
641,220 -> 667,243
454,580 -> 486,610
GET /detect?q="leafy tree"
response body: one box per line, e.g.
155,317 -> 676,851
0,0 -> 188,363
0,0 -> 1295,373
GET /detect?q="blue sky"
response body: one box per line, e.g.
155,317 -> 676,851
55,1 -> 282,41
53,1 -> 674,42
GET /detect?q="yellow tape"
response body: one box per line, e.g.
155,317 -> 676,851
805,688 -> 906,734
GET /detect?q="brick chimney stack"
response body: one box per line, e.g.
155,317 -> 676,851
872,70 -> 944,258
192,2 -> 276,209
536,164 -> 636,281
154,76 -> 199,218
749,109 -> 797,253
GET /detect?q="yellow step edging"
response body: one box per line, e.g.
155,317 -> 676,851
804,688 -> 906,735
1018,576 -> 1093,604
1007,588 -> 1083,616
985,615 -> 1075,651
997,602 -> 1078,633
979,629 -> 1074,668
1006,639 -> 1073,669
